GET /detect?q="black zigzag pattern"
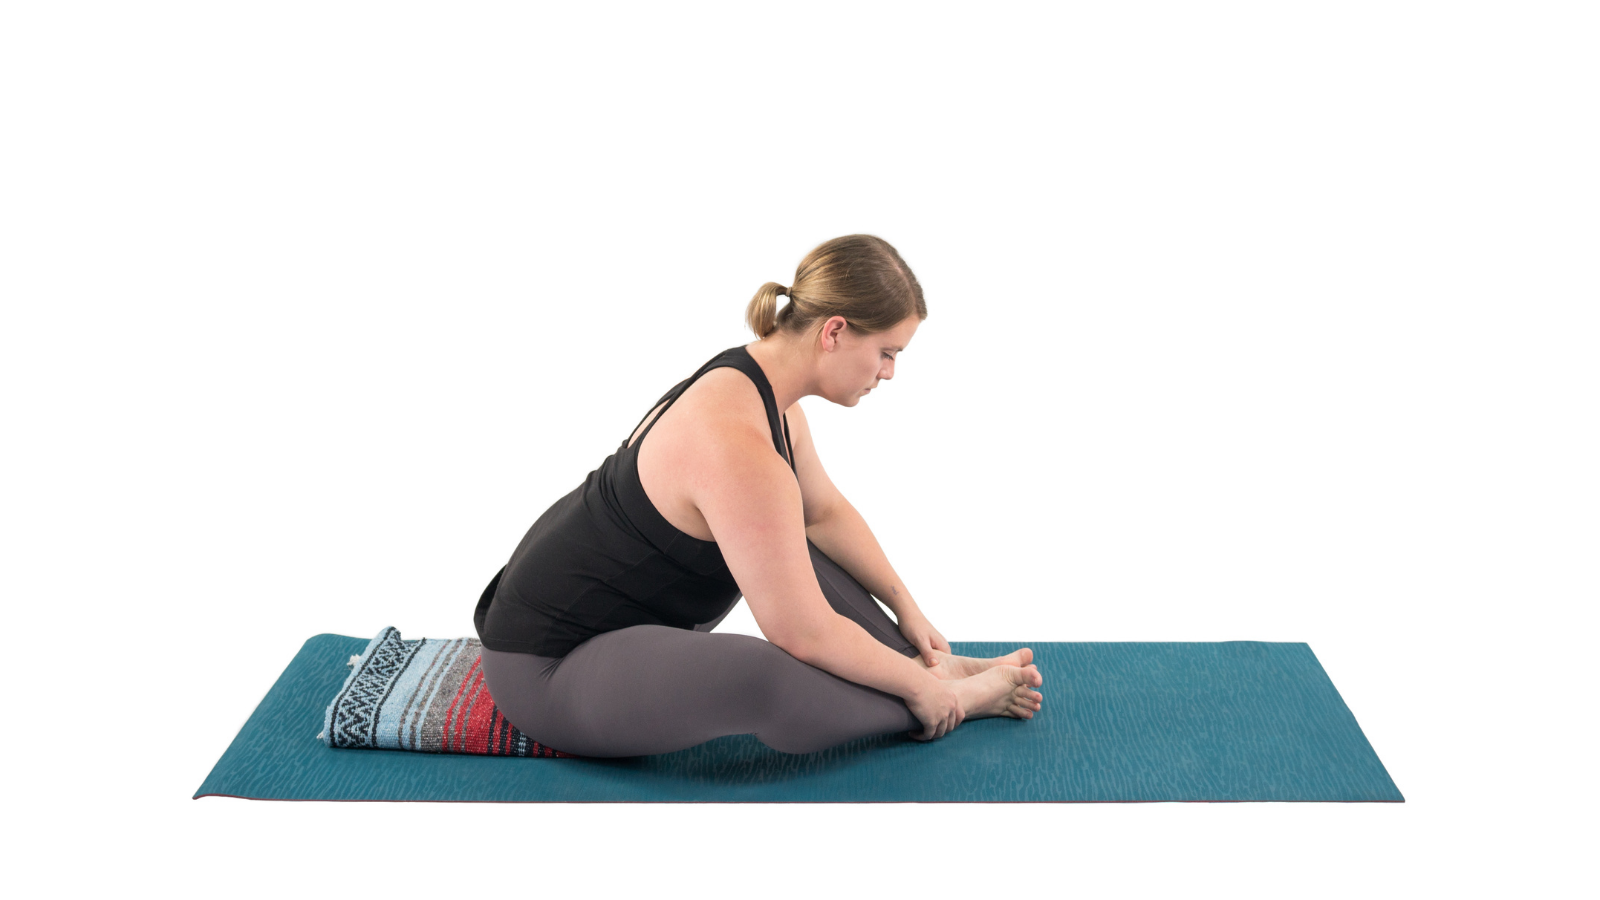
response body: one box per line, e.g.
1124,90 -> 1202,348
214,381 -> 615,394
330,627 -> 423,749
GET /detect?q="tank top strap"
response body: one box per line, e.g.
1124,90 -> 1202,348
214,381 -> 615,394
622,346 -> 795,471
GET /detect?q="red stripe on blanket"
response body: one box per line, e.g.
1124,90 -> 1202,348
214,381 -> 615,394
463,667 -> 500,753
442,656 -> 480,753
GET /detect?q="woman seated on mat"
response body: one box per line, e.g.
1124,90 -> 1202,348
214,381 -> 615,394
473,234 -> 1043,757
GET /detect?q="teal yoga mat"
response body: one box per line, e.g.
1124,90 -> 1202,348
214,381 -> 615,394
195,634 -> 1402,802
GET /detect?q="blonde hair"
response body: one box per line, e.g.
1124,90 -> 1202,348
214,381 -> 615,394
745,234 -> 927,339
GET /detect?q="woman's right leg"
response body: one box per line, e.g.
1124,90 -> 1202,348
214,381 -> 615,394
479,625 -> 922,757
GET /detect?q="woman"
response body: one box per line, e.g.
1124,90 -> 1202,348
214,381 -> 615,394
474,234 -> 1043,757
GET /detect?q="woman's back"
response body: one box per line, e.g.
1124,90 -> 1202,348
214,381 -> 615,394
473,345 -> 795,658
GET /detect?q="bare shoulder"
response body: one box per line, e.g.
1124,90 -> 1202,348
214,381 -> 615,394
675,367 -> 771,437
630,365 -> 792,541
672,371 -> 800,523
637,365 -> 778,478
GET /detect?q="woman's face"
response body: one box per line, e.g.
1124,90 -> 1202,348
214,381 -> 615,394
819,314 -> 921,407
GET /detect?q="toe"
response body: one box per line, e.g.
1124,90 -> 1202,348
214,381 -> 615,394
1003,665 -> 1046,689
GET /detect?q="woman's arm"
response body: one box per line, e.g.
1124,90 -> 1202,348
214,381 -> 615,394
784,403 -> 922,622
690,409 -> 937,705
807,499 -> 921,619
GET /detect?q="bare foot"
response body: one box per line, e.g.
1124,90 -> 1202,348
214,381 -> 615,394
918,646 -> 1034,681
949,664 -> 1044,721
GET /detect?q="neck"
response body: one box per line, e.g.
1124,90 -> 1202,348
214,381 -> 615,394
743,333 -> 819,413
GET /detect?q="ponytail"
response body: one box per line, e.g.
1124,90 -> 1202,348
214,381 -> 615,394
745,282 -> 790,338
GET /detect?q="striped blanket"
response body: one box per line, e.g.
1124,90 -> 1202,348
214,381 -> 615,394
320,626 -> 581,758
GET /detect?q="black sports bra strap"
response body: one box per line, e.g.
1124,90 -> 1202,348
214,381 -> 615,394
620,378 -> 692,451
729,347 -> 795,470
622,347 -> 796,473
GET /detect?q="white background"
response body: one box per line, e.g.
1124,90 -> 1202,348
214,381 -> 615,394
3,1 -> 1595,896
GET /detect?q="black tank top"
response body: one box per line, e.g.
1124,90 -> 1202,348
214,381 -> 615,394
473,345 -> 796,657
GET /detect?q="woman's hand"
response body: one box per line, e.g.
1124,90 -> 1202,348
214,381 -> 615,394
896,608 -> 952,669
905,678 -> 964,742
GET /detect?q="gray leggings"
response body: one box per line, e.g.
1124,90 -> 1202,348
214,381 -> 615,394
479,540 -> 923,757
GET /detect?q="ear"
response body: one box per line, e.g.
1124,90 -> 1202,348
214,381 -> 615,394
819,315 -> 848,351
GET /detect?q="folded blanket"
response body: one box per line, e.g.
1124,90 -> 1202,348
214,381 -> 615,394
320,626 -> 581,758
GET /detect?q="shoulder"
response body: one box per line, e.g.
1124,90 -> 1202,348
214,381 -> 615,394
675,365 -> 770,429
651,366 -> 774,465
